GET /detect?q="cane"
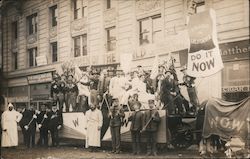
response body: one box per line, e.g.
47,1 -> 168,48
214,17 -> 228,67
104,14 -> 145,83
25,112 -> 38,130
161,93 -> 182,110
140,110 -> 158,133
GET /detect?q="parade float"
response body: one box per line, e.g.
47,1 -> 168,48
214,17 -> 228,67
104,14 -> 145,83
54,9 -> 249,157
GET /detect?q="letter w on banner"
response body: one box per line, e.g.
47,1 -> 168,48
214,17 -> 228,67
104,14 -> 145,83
187,9 -> 223,77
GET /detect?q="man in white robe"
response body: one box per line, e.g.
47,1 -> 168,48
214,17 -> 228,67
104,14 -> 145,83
1,103 -> 23,147
85,103 -> 103,151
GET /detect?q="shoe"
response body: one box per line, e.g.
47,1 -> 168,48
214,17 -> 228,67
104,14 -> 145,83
153,152 -> 157,156
146,152 -> 151,156
115,150 -> 120,154
111,150 -> 116,153
132,152 -> 137,155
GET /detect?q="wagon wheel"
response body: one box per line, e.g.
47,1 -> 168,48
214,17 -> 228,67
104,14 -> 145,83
170,123 -> 193,150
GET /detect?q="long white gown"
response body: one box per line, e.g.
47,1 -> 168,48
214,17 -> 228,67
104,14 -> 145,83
1,109 -> 22,147
85,109 -> 103,148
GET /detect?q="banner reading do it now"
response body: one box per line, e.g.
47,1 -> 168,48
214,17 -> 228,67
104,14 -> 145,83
187,9 -> 223,77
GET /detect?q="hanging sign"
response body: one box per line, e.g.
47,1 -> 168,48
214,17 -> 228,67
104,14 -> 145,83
187,9 -> 223,77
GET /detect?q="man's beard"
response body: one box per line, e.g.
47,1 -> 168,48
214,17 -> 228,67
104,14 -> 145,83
90,107 -> 96,111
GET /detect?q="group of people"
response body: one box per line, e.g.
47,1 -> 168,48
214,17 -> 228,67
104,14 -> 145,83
84,96 -> 161,156
1,62 -> 198,156
51,63 -> 198,115
1,103 -> 62,148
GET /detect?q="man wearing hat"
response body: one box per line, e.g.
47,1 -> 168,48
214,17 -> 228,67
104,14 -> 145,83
51,73 -> 65,111
180,66 -> 199,110
160,71 -> 178,114
65,75 -> 79,112
142,99 -> 161,156
1,103 -> 23,147
128,101 -> 143,155
37,104 -> 50,147
48,104 -> 63,147
85,101 -> 103,152
108,98 -> 125,154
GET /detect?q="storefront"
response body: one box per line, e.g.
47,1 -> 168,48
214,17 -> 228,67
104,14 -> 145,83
220,39 -> 250,102
7,85 -> 29,111
27,72 -> 53,110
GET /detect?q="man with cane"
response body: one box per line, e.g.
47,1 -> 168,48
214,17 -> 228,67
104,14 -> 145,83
142,99 -> 161,156
48,104 -> 63,147
37,104 -> 50,147
23,105 -> 37,148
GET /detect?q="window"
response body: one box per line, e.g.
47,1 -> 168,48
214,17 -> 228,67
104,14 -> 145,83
73,34 -> 87,57
187,0 -> 205,15
73,0 -> 87,20
12,21 -> 18,40
27,13 -> 37,35
195,1 -> 205,13
51,42 -> 58,62
28,47 -> 37,67
50,5 -> 57,27
74,36 -> 81,57
12,52 -> 18,70
139,15 -> 162,45
106,0 -> 114,9
82,34 -> 87,56
107,0 -> 111,9
106,27 -> 116,51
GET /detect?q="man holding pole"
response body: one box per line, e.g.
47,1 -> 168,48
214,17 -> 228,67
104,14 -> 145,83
109,98 -> 125,154
142,99 -> 161,156
22,105 -> 37,148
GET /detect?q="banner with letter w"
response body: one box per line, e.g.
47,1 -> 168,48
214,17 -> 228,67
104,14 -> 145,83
187,9 -> 223,77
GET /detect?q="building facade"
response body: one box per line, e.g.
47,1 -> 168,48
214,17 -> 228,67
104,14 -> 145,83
1,0 -> 249,109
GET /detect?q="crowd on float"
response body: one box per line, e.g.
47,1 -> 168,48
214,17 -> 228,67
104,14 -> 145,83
1,62 -> 199,156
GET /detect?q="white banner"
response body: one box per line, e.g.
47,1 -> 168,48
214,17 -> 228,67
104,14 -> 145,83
187,9 -> 223,77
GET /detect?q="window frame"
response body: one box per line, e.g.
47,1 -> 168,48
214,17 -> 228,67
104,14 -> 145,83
12,21 -> 18,40
12,52 -> 18,70
28,47 -> 37,67
50,5 -> 58,27
51,42 -> 58,62
73,0 -> 87,20
27,13 -> 37,35
106,27 -> 116,52
138,15 -> 162,46
73,34 -> 87,57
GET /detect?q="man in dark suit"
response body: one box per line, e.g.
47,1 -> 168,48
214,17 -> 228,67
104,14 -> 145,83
161,71 -> 178,114
143,99 -> 161,156
128,101 -> 143,155
48,104 -> 63,147
37,104 -> 50,147
22,105 -> 37,148
109,98 -> 125,154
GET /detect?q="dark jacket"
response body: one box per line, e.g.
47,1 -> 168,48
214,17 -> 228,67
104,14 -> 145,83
48,110 -> 63,130
109,105 -> 125,127
20,109 -> 36,131
143,109 -> 160,132
37,111 -> 50,129
128,111 -> 143,131
160,78 -> 177,105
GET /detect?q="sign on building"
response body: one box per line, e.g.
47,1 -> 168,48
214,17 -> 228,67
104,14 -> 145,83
187,9 -> 224,77
27,72 -> 53,84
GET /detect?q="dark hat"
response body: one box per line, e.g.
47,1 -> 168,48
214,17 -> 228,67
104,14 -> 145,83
112,97 -> 119,101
